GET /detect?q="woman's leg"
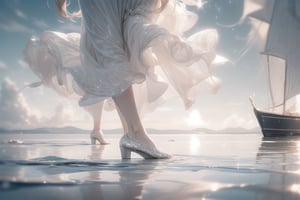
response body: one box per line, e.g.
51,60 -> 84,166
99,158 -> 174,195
113,86 -> 170,159
91,103 -> 103,133
84,101 -> 108,144
116,106 -> 129,134
113,86 -> 155,148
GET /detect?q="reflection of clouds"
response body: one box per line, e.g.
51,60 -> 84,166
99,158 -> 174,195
0,140 -> 156,199
189,134 -> 201,155
0,142 -> 46,183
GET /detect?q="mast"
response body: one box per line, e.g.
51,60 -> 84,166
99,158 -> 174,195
283,60 -> 287,114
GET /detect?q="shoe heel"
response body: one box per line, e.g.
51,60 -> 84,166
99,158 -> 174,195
90,137 -> 96,145
120,146 -> 131,159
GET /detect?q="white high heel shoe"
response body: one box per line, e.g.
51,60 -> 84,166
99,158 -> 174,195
119,135 -> 171,159
90,131 -> 109,145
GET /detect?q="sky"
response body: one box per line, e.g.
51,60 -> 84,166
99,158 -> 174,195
0,0 -> 269,131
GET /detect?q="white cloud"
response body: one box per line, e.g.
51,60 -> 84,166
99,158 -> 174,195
222,113 -> 257,130
57,21 -> 81,33
0,78 -> 81,130
0,20 -> 33,33
222,113 -> 245,129
0,61 -> 7,69
46,103 -> 75,127
143,107 -> 190,130
15,9 -> 27,19
228,101 -> 245,106
0,78 -> 41,130
32,18 -> 49,29
17,59 -> 28,68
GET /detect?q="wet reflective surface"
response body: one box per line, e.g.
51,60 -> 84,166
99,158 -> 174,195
0,133 -> 300,199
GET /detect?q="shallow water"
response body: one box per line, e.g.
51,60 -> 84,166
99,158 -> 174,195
0,132 -> 300,200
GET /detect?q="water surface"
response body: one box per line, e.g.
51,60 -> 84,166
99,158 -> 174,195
0,132 -> 300,199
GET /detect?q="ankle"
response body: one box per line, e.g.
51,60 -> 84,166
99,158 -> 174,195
127,130 -> 142,138
126,125 -> 145,137
91,130 -> 103,135
126,130 -> 147,138
93,128 -> 100,132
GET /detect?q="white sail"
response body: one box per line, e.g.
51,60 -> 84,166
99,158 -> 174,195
247,0 -> 300,110
261,54 -> 285,108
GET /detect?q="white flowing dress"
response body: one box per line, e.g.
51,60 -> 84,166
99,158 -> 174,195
24,0 -> 222,113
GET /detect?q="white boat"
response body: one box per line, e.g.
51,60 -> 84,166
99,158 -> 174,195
248,0 -> 300,137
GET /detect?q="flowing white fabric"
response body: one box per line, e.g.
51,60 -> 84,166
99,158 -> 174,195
24,0 -> 222,112
23,31 -> 167,113
24,32 -> 82,98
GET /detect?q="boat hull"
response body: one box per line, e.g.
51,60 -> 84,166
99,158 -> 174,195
253,107 -> 300,137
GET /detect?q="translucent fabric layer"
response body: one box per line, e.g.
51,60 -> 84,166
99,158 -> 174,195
23,31 -> 168,113
76,0 -> 221,108
24,0 -> 222,111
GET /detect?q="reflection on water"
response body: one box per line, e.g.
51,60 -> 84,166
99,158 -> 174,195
0,135 -> 159,200
257,136 -> 300,174
189,134 -> 201,155
256,137 -> 300,199
1,133 -> 300,199
81,145 -> 158,200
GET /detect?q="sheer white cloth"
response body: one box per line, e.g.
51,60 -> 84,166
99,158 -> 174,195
23,31 -> 167,113
24,0 -> 222,113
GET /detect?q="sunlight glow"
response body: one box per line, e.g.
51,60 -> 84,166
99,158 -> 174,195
195,0 -> 203,9
295,95 -> 300,114
186,109 -> 204,127
295,141 -> 300,165
286,95 -> 300,115
189,135 -> 201,154
291,141 -> 300,174
213,55 -> 229,65
182,0 -> 204,9
291,184 -> 300,194
210,183 -> 220,192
